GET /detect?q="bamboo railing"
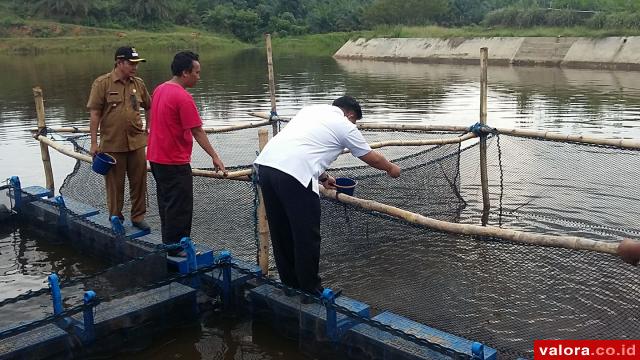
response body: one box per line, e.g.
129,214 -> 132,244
487,127 -> 640,150
318,186 -> 637,260
36,135 -> 251,181
29,120 -> 273,135
34,132 -> 640,264
248,112 -> 640,151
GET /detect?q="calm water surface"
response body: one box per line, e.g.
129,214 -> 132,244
1,48 -> 640,358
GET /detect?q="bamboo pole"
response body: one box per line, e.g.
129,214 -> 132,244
319,186 -> 622,256
37,135 -> 251,180
36,122 -> 640,150
190,168 -> 252,180
37,135 -> 93,163
358,123 -> 469,132
249,111 -> 290,122
369,132 -> 476,149
202,121 -> 272,133
487,127 -> 640,149
265,34 -> 278,136
28,126 -> 90,133
256,129 -> 271,275
33,87 -> 55,192
31,120 -> 273,135
479,48 -> 490,226
340,133 -> 477,154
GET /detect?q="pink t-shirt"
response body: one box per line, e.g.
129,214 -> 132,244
147,82 -> 203,165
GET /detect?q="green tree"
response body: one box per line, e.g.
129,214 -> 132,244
32,0 -> 95,20
306,0 -> 370,32
364,0 -> 449,26
130,0 -> 175,22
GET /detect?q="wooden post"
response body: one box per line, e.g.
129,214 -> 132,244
33,87 -> 54,192
265,33 -> 278,136
479,48 -> 490,226
257,128 -> 271,275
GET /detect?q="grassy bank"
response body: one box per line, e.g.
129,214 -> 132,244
270,32 -> 367,55
0,21 -> 250,54
3,20 -> 640,57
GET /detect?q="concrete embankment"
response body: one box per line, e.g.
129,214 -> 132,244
334,37 -> 640,70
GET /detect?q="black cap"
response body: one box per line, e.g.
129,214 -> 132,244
332,96 -> 362,120
114,46 -> 146,63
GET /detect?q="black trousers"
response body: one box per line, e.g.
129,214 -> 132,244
150,162 -> 193,248
258,165 -> 322,293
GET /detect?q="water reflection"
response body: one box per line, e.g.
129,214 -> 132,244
2,49 -> 640,359
334,59 -> 640,135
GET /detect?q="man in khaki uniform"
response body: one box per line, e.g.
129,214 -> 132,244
87,46 -> 152,230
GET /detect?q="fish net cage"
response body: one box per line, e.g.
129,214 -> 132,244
54,124 -> 639,359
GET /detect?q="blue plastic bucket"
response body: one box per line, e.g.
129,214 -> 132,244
92,153 -> 116,175
335,177 -> 357,196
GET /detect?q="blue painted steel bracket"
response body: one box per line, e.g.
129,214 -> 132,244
219,250 -> 232,306
81,290 -> 97,343
206,258 -> 261,286
167,244 -> 215,274
47,273 -> 64,315
46,273 -> 77,331
44,196 -> 99,218
181,237 -> 198,272
8,179 -> 53,211
322,288 -> 339,341
301,290 -> 370,341
54,196 -> 67,228
9,176 -> 21,210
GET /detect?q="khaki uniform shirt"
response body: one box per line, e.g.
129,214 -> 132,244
87,71 -> 151,152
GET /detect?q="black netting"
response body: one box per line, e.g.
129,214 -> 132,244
319,201 -> 639,359
458,135 -> 640,240
55,127 -> 640,359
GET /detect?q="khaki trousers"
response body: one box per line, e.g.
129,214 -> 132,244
105,147 -> 147,222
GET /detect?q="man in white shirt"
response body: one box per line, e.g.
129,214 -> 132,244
254,96 -> 401,297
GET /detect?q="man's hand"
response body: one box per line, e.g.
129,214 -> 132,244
387,164 -> 401,178
321,175 -> 336,190
212,156 -> 227,176
90,142 -> 98,156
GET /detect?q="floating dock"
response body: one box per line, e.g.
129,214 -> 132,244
0,178 -> 496,360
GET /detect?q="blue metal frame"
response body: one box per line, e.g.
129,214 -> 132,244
218,250 -> 232,307
322,288 -> 338,341
47,273 -> 63,315
54,196 -> 67,228
9,176 -> 21,211
82,290 -> 97,342
472,342 -> 484,359
180,237 -> 197,272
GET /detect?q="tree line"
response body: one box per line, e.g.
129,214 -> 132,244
3,0 -> 639,41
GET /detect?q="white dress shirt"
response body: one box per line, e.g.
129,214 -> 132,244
254,104 -> 372,194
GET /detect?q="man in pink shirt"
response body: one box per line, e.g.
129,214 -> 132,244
147,51 -> 226,256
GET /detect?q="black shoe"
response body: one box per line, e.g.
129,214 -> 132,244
132,220 -> 150,231
300,293 -> 316,304
282,287 -> 297,297
300,287 -> 323,304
